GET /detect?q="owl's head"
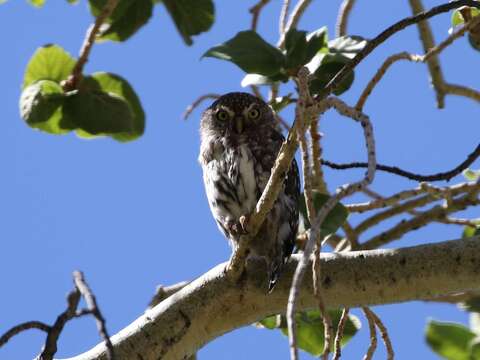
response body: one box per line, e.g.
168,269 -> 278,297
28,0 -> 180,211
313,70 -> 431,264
200,92 -> 276,138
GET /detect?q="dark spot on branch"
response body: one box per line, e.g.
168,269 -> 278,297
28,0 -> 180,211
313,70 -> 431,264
323,275 -> 333,289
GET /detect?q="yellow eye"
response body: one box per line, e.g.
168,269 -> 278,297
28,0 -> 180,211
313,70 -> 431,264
216,110 -> 229,121
248,108 -> 259,119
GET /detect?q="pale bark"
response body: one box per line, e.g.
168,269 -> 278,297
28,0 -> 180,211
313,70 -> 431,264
62,237 -> 480,360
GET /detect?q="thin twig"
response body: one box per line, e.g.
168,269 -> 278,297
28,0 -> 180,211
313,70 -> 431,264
321,142 -> 480,182
63,0 -> 119,91
332,308 -> 350,360
182,94 -> 220,120
367,309 -> 395,360
249,0 -> 271,31
355,193 -> 443,235
360,192 -> 480,249
443,82 -> 480,103
279,0 -> 292,36
288,97 -> 376,360
313,243 -> 333,360
309,118 -> 328,193
73,271 -> 115,360
347,182 -> 476,213
362,307 -> 378,360
39,289 -> 81,360
148,281 -> 190,309
0,321 -> 50,348
408,0 -> 446,108
356,15 -> 480,110
278,0 -> 313,48
336,0 -> 357,37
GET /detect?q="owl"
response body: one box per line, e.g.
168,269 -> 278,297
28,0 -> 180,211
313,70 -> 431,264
199,92 -> 300,290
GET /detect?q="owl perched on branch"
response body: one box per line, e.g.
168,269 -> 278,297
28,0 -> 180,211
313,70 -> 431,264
199,92 -> 300,290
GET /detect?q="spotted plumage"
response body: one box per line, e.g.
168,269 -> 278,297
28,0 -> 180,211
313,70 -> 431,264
199,92 -> 300,290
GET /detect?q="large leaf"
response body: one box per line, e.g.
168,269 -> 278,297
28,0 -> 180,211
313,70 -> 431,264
305,27 -> 328,63
88,0 -> 153,42
257,310 -> 360,356
83,72 -> 145,141
23,45 -> 76,89
162,0 -> 214,46
299,191 -> 349,234
284,29 -> 308,70
309,54 -> 355,96
328,36 -> 368,59
63,90 -> 135,137
19,80 -> 73,134
426,320 -> 476,360
203,31 -> 285,76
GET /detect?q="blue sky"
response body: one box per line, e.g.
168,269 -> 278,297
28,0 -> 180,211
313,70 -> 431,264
1,1 -> 479,359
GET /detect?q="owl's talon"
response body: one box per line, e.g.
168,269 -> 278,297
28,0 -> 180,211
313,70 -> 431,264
226,219 -> 248,236
239,215 -> 249,234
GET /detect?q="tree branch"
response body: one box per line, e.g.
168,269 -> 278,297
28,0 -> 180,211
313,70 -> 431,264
322,142 -> 480,182
58,237 -> 480,360
63,0 -> 119,91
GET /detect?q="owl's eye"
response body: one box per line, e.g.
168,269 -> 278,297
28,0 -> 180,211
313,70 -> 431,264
248,108 -> 260,119
216,110 -> 230,121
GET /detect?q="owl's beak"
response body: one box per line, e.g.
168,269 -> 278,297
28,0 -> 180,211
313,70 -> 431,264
234,116 -> 244,134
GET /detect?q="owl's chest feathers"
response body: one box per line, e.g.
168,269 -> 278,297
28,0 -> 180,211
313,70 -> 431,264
201,137 -> 262,220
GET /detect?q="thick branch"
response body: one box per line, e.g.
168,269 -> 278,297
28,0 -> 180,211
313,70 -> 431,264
61,237 -> 480,360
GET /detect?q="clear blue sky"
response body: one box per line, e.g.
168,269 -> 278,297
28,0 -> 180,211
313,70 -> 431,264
1,1 -> 479,359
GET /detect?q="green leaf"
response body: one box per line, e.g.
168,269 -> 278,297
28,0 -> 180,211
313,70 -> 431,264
83,72 -> 145,141
305,27 -> 328,62
463,225 -> 480,239
279,27 -> 328,71
463,169 -> 480,181
257,315 -> 280,330
67,0 -> 79,4
451,7 -> 480,27
162,0 -> 215,46
63,90 -> 135,138
452,9 -> 466,27
28,0 -> 45,7
88,0 -> 153,42
19,80 -> 73,134
203,31 -> 286,76
299,191 -> 349,234
23,45 -> 76,89
284,28 -> 308,70
426,320 -> 476,360
328,35 -> 368,59
470,338 -> 480,359
256,310 -> 360,356
309,55 -> 354,96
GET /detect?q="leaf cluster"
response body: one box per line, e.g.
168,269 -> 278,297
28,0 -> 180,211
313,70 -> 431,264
257,309 -> 361,356
203,29 -> 367,96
